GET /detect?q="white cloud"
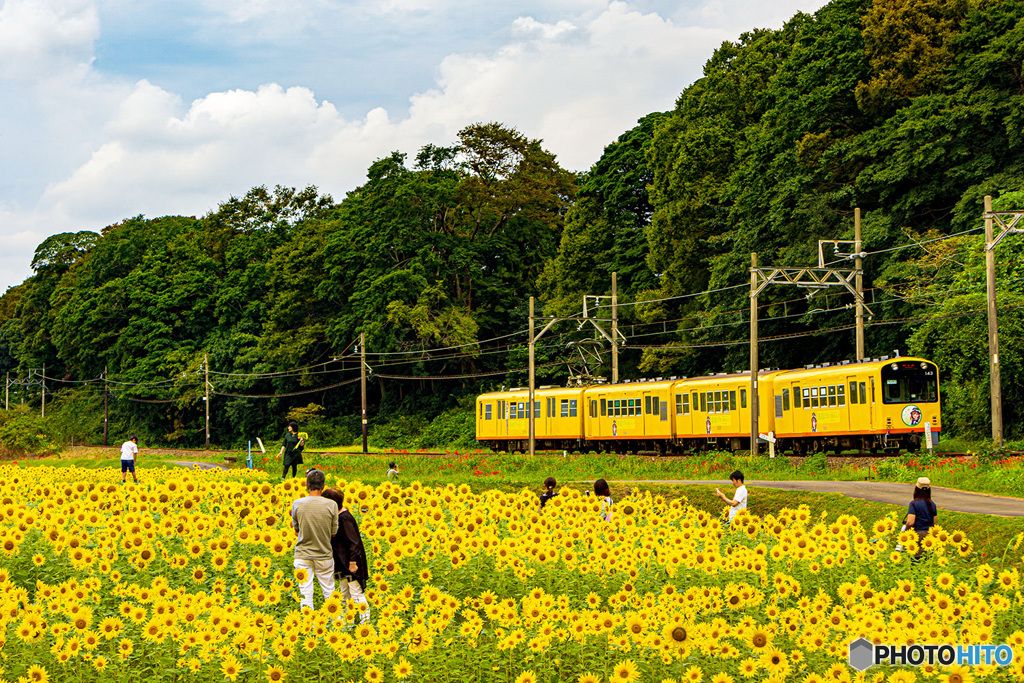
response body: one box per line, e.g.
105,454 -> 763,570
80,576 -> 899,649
1,0 -> 830,293
0,0 -> 98,81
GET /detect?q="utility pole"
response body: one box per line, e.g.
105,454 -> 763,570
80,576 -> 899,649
855,208 -> 865,361
204,354 -> 210,449
360,332 -> 368,454
982,195 -> 1024,445
611,273 -> 619,384
103,365 -> 109,446
41,364 -> 45,418
529,297 -> 536,456
4,372 -> 8,411
750,254 -> 759,453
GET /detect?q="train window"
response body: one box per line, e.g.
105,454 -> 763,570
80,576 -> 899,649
850,381 -> 858,404
700,393 -> 707,412
518,402 -> 526,418
535,400 -> 541,418
802,388 -> 810,408
782,388 -> 790,411
485,404 -> 492,420
860,382 -> 867,404
740,389 -> 747,409
569,399 -> 577,417
837,385 -> 845,406
683,394 -> 690,415
828,386 -> 837,407
870,378 -> 875,404
810,387 -> 819,408
631,398 -> 639,416
712,391 -> 720,413
729,390 -> 737,412
613,399 -> 620,417
660,400 -> 668,421
644,395 -> 651,415
560,399 -> 569,418
794,386 -> 802,408
600,399 -> 607,417
675,394 -> 682,415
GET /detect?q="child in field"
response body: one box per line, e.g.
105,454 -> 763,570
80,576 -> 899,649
539,477 -> 557,510
386,462 -> 400,481
594,478 -> 613,522
715,470 -> 748,523
120,435 -> 140,485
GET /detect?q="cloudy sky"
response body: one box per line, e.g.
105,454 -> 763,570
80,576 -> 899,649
0,0 -> 828,293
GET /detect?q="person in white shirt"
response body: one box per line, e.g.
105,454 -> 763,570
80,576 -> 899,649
715,470 -> 748,523
120,435 -> 140,484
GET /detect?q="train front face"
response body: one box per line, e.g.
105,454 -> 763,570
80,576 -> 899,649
878,359 -> 941,442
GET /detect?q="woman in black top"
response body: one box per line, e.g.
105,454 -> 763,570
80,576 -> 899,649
278,421 -> 304,480
321,488 -> 371,623
906,476 -> 937,559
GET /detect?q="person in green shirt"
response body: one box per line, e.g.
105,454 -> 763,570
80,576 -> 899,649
278,421 -> 305,480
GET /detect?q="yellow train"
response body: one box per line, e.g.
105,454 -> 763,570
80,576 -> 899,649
476,356 -> 940,455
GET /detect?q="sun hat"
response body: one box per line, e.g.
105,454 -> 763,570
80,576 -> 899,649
915,476 -> 931,488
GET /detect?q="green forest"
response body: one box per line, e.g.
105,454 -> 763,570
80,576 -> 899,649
2,0 -> 1023,453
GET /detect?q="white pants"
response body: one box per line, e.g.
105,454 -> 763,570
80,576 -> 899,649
294,558 -> 334,609
335,574 -> 370,623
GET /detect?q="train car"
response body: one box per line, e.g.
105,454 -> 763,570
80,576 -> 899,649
673,370 -> 784,453
475,355 -> 941,455
583,379 -> 675,453
771,356 -> 940,454
475,386 -> 586,452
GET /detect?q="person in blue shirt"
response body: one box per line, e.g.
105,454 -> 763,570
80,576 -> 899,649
907,476 -> 937,560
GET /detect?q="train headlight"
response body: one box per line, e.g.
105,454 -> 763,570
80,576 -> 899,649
920,362 -> 927,369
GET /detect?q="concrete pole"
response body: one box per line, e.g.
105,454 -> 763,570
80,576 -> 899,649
4,372 -> 8,411
984,195 -> 1003,445
855,208 -> 865,361
361,332 -> 368,453
611,272 -> 618,384
529,296 -> 535,456
750,254 -> 759,454
41,364 -> 45,418
204,354 -> 210,449
103,365 -> 109,446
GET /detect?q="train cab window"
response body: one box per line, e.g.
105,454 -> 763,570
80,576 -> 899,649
810,387 -> 819,408
600,399 -> 607,416
850,381 -> 858,404
782,388 -> 790,411
828,386 -> 837,407
729,390 -> 737,412
660,400 -> 668,421
682,394 -> 690,415
485,404 -> 492,420
560,399 -> 569,418
569,399 -> 578,417
860,382 -> 867,405
740,389 -> 747,409
837,385 -> 845,406
700,393 -> 707,412
794,386 -> 802,408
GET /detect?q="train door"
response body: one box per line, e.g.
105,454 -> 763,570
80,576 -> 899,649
592,393 -> 606,438
847,375 -> 870,434
643,391 -> 658,436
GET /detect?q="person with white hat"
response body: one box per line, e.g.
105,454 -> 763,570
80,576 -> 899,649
906,476 -> 937,560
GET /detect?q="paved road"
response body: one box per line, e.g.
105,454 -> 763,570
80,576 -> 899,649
606,480 -> 1024,517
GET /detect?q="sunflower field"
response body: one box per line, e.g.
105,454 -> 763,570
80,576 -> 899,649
0,464 -> 1022,683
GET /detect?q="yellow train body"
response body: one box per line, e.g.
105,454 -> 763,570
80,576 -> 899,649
476,356 -> 940,455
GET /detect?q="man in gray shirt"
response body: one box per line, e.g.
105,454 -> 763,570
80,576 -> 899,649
291,469 -> 338,609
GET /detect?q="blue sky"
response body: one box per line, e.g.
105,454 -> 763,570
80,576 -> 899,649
0,0 -> 828,293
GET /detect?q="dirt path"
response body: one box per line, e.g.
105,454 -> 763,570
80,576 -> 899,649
605,480 -> 1024,517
